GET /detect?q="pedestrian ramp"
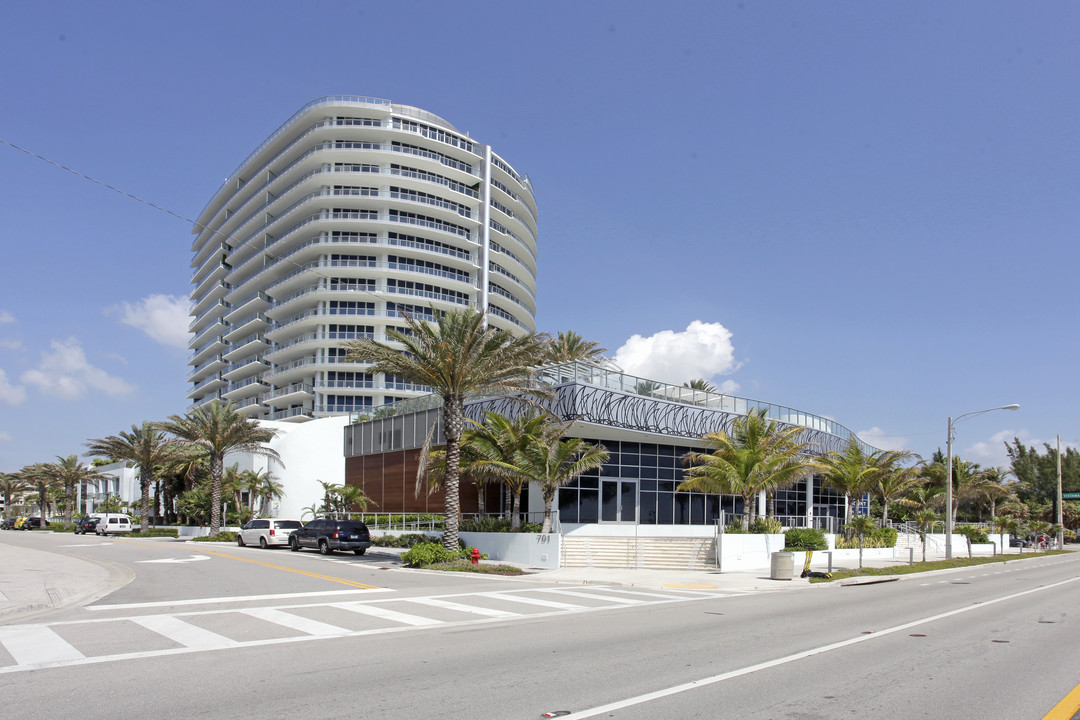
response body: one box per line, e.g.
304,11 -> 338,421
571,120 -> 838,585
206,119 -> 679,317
0,585 -> 730,674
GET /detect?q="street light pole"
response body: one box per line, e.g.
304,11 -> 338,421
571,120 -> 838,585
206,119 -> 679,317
945,403 -> 1020,559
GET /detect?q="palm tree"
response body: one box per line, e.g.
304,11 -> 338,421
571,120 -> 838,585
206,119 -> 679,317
470,412 -> 560,529
872,453 -> 925,525
683,378 -> 717,393
992,515 -> 1015,553
86,422 -> 179,532
544,330 -> 607,364
504,422 -> 608,533
926,457 -> 991,526
157,400 -> 282,535
679,409 -> 813,527
0,472 -> 29,518
254,472 -> 286,516
814,436 -> 882,521
847,515 -> 877,568
344,306 -> 548,551
914,509 -> 938,562
51,455 -> 111,525
160,451 -> 207,524
18,463 -> 60,522
222,465 -> 248,523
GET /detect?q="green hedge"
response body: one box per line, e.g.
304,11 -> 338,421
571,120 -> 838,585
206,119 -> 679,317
400,542 -> 486,567
783,528 -> 828,551
370,533 -> 438,548
191,532 -> 239,543
835,526 -> 898,549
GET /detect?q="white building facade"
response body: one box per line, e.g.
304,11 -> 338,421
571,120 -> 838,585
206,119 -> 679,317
187,96 -> 539,421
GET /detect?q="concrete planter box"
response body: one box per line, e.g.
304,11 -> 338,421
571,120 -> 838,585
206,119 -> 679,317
715,533 -> 785,571
177,526 -> 240,539
460,532 -> 560,569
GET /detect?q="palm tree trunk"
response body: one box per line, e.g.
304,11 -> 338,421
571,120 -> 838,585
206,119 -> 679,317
542,495 -> 554,534
442,398 -> 464,553
210,454 -> 223,535
140,477 -> 151,533
511,489 -> 521,530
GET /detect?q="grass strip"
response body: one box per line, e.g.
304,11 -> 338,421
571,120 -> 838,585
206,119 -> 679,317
812,550 -> 1071,583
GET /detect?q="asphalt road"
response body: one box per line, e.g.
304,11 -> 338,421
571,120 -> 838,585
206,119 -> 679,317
2,532 -> 1079,720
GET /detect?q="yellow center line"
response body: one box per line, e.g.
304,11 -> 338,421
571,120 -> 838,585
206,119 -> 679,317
188,547 -> 384,589
111,537 -> 383,590
1043,682 -> 1080,720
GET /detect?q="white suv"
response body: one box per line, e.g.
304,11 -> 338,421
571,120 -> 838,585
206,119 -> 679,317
237,519 -> 302,549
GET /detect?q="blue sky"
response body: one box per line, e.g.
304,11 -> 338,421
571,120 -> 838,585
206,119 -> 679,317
1,1 -> 1077,473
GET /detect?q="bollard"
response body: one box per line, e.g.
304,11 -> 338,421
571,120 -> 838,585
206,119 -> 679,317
909,548 -> 914,566
827,551 -> 833,573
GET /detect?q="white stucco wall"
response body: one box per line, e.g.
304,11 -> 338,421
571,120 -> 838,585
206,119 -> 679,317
225,416 -> 349,521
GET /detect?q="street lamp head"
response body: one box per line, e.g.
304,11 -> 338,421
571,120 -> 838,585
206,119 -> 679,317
1002,403 -> 1020,411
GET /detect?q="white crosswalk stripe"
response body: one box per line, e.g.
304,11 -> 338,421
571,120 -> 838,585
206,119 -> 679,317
0,585 -> 742,674
240,607 -> 349,636
0,626 -> 85,665
130,615 -> 240,650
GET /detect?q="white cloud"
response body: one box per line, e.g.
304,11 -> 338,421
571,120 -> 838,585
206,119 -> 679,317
0,431 -> 12,442
717,379 -> 741,395
108,294 -> 191,349
0,310 -> 14,323
0,338 -> 23,351
0,368 -> 27,406
614,321 -> 741,386
964,429 -> 1023,470
856,427 -> 911,452
20,338 -> 135,400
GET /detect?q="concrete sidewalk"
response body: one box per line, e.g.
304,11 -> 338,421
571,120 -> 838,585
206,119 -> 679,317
0,540 -> 133,624
501,543 -> 1061,592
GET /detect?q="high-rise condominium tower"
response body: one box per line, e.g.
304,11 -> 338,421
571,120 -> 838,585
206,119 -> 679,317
187,96 -> 538,420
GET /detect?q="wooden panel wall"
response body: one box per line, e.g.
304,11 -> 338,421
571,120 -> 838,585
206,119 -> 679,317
345,450 -> 497,515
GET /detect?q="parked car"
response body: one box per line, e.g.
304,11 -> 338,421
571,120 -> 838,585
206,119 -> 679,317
74,516 -> 100,535
94,514 -> 133,535
237,518 -> 303,548
21,517 -> 49,530
1,516 -> 18,530
289,519 -> 371,555
1009,537 -> 1031,548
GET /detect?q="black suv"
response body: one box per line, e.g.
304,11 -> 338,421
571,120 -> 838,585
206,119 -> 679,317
74,516 -> 100,535
290,519 -> 371,555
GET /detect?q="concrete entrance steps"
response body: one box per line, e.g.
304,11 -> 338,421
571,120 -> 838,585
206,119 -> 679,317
560,536 -> 717,570
895,532 -> 921,550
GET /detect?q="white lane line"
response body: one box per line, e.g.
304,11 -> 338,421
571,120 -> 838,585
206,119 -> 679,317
557,574 -> 1080,720
241,607 -> 349,636
476,592 -> 583,610
130,615 -> 240,650
0,626 -> 85,665
59,543 -> 109,548
536,589 -> 644,604
88,588 -> 393,611
405,597 -> 518,618
332,601 -> 443,626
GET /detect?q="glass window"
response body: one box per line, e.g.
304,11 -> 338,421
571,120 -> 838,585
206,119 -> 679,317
558,489 -> 578,524
579,490 -> 599,524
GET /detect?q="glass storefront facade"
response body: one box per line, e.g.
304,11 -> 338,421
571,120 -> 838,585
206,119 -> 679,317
557,440 -> 848,525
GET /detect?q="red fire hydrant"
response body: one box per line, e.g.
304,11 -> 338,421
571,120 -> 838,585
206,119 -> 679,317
470,547 -> 480,566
